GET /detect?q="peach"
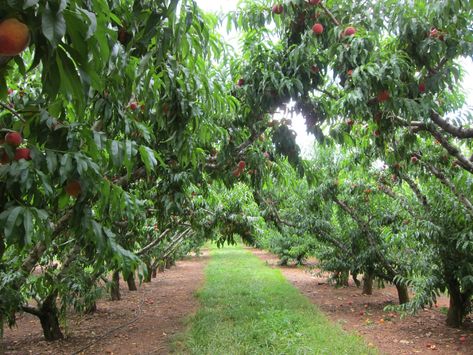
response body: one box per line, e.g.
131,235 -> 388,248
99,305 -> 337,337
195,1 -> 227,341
0,18 -> 30,56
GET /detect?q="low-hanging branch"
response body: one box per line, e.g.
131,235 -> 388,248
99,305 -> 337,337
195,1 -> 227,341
430,110 -> 473,139
151,228 -> 192,270
394,115 -> 473,175
377,183 -> 418,218
161,228 -> 193,260
399,172 -> 430,209
332,196 -> 398,279
136,229 -> 171,256
423,162 -> 473,217
320,3 -> 341,26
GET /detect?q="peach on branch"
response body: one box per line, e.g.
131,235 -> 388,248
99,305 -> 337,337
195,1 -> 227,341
5,132 -> 22,147
312,23 -> 324,35
0,18 -> 30,56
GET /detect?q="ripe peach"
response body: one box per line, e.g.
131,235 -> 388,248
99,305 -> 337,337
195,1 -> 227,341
310,65 -> 320,74
312,23 -> 324,35
65,180 -> 82,198
309,0 -> 321,4
272,4 -> 284,14
344,26 -> 356,36
238,160 -> 246,170
237,78 -> 245,87
411,155 -> 419,164
0,18 -> 30,56
5,132 -> 22,147
129,102 -> 138,110
377,90 -> 390,102
418,82 -> 426,93
14,147 -> 31,161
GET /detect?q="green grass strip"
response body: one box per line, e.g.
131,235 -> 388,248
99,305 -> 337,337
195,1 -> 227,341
176,244 -> 376,355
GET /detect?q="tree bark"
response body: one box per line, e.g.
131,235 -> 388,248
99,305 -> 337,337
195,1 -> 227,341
110,271 -> 121,301
334,270 -> 349,287
352,272 -> 361,287
152,268 -> 157,278
84,302 -> 97,314
158,263 -> 165,273
38,294 -> 63,341
446,279 -> 469,328
144,262 -> 152,283
126,272 -> 137,291
395,284 -> 409,304
362,272 -> 374,295
165,259 -> 172,269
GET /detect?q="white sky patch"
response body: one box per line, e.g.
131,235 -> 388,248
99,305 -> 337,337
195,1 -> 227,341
196,0 -> 473,158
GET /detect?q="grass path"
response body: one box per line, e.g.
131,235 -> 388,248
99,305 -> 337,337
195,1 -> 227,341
175,245 -> 376,354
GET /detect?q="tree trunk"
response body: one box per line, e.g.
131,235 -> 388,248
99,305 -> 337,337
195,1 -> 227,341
38,295 -> 63,341
158,263 -> 165,273
84,302 -> 97,314
352,272 -> 361,287
446,279 -> 468,328
334,270 -> 349,287
126,273 -> 137,291
165,259 -> 172,269
144,262 -> 152,283
111,270 -> 121,301
395,283 -> 409,304
152,268 -> 157,278
362,273 -> 374,295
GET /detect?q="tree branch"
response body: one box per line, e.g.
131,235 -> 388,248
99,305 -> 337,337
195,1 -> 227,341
333,196 -> 398,279
319,3 -> 340,26
423,163 -> 473,217
0,102 -> 26,123
430,110 -> 473,139
136,229 -> 171,256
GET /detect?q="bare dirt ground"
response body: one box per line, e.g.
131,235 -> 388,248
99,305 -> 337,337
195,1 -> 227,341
3,252 -> 209,355
250,248 -> 473,355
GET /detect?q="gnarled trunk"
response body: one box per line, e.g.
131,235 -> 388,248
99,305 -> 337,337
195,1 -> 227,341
84,302 -> 97,314
395,283 -> 409,304
144,262 -> 152,283
158,262 -> 165,273
111,270 -> 121,301
126,272 -> 137,291
165,258 -> 172,269
334,270 -> 349,287
38,294 -> 63,341
446,279 -> 469,328
362,272 -> 374,295
352,272 -> 361,287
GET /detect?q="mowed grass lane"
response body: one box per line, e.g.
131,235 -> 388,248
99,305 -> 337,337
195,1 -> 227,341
175,244 -> 376,355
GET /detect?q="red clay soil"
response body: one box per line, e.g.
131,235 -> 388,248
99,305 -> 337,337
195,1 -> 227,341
3,252 -> 209,355
250,248 -> 473,355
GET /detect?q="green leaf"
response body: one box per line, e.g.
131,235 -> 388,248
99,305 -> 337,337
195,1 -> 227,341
3,206 -> 23,241
23,208 -> 33,245
42,3 -> 67,47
